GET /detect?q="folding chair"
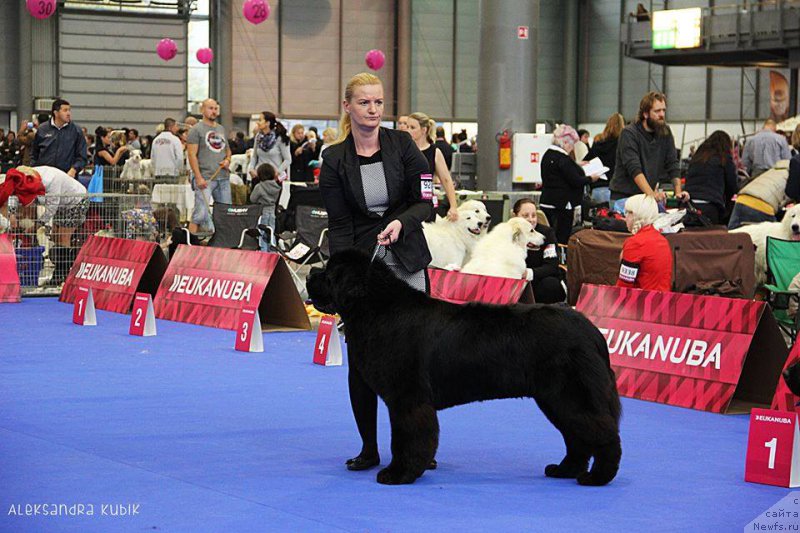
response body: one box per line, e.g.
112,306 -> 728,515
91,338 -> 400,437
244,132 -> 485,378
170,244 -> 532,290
765,237 -> 800,346
257,194 -> 329,299
207,203 -> 262,250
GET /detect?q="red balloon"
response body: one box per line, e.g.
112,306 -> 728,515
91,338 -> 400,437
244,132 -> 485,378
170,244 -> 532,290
365,49 -> 385,71
156,39 -> 178,61
243,0 -> 270,25
196,48 -> 214,65
26,0 -> 56,20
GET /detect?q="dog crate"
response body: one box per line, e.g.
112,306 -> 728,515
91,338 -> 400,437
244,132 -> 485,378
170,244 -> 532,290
5,192 -> 163,296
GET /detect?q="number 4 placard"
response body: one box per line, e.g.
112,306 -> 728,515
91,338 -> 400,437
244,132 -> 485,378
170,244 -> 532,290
235,307 -> 264,353
129,292 -> 156,336
745,408 -> 800,487
72,286 -> 97,326
313,315 -> 342,366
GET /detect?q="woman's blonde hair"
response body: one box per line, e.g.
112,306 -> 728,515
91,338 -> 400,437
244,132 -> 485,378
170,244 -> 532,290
624,194 -> 660,234
599,112 -> 625,142
333,72 -> 383,145
408,111 -> 435,144
322,127 -> 337,143
290,123 -> 305,137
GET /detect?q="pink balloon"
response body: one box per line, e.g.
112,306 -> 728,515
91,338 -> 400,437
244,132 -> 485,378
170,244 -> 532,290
26,0 -> 56,20
243,0 -> 270,25
365,49 -> 385,71
156,39 -> 178,61
196,48 -> 214,65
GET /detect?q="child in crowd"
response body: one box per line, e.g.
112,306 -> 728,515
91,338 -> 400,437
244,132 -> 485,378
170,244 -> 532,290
249,162 -> 281,251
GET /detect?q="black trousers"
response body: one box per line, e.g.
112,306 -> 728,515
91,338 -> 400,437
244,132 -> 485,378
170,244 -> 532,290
540,207 -> 574,245
694,202 -> 721,225
533,276 -> 566,304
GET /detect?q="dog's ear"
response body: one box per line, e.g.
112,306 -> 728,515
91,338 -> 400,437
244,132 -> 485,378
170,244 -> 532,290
511,220 -> 525,243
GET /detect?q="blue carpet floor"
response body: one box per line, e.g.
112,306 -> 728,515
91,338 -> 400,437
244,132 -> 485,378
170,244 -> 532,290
0,298 -> 795,532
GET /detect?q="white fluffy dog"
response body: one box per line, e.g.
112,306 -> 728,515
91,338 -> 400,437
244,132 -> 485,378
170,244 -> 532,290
230,152 -> 251,175
424,209 -> 487,269
457,199 -> 492,234
731,203 -> 800,285
140,158 -> 154,180
120,149 -> 144,180
424,200 -> 492,269
461,217 -> 545,279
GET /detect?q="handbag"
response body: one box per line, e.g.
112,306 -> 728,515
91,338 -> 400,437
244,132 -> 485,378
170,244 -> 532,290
87,165 -> 104,203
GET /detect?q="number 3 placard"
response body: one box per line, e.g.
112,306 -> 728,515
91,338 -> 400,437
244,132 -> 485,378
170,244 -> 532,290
313,315 -> 342,366
129,292 -> 156,336
235,307 -> 264,353
745,408 -> 800,487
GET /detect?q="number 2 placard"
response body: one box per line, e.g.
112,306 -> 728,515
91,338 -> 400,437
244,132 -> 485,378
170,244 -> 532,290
129,292 -> 156,336
745,408 -> 800,487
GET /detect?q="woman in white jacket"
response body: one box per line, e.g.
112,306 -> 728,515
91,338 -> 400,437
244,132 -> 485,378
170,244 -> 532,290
248,111 -> 291,181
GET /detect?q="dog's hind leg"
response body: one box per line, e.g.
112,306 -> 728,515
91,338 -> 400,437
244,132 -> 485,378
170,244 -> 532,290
577,435 -> 621,486
377,399 -> 439,485
535,399 -> 591,479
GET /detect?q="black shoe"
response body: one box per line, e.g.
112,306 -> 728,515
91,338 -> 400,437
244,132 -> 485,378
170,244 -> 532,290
346,454 -> 380,471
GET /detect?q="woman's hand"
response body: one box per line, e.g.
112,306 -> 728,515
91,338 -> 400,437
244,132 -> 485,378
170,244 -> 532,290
377,220 -> 403,245
249,169 -> 257,179
446,208 -> 459,221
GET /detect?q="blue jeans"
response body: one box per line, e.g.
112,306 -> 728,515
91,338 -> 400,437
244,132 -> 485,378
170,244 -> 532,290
191,177 -> 231,230
727,202 -> 775,230
258,211 -> 276,252
590,186 -> 610,205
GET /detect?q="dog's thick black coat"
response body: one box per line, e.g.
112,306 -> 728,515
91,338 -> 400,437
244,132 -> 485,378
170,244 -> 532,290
307,249 -> 622,486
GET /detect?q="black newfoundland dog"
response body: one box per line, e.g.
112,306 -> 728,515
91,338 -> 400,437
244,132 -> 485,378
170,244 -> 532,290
307,249 -> 622,486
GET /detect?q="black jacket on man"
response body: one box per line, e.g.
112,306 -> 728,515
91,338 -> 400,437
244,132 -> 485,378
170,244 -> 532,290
31,120 -> 88,173
609,122 -> 679,200
540,147 -> 591,209
319,127 -> 433,273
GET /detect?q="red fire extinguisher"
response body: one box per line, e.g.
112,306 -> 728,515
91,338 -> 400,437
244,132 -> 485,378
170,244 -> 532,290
497,130 -> 511,170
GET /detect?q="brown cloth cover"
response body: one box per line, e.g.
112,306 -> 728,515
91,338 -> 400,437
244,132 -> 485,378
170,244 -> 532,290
567,229 -> 629,304
566,228 -> 756,305
667,229 -> 755,298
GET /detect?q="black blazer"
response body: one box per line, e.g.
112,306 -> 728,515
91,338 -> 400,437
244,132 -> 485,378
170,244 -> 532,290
540,148 -> 591,209
319,127 -> 434,272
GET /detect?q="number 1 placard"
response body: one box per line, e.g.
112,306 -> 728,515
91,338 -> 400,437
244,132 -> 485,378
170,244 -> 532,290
745,408 -> 800,487
235,307 -> 264,353
72,286 -> 96,326
313,315 -> 342,366
129,292 -> 156,336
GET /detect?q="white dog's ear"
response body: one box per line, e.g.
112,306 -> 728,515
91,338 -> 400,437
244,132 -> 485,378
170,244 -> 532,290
512,222 -> 524,243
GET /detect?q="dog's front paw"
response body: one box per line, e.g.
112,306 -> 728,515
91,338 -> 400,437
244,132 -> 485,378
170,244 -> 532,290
545,463 -> 587,479
377,465 -> 418,485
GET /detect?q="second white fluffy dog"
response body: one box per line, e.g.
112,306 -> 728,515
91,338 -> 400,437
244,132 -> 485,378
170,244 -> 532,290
461,217 -> 545,279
